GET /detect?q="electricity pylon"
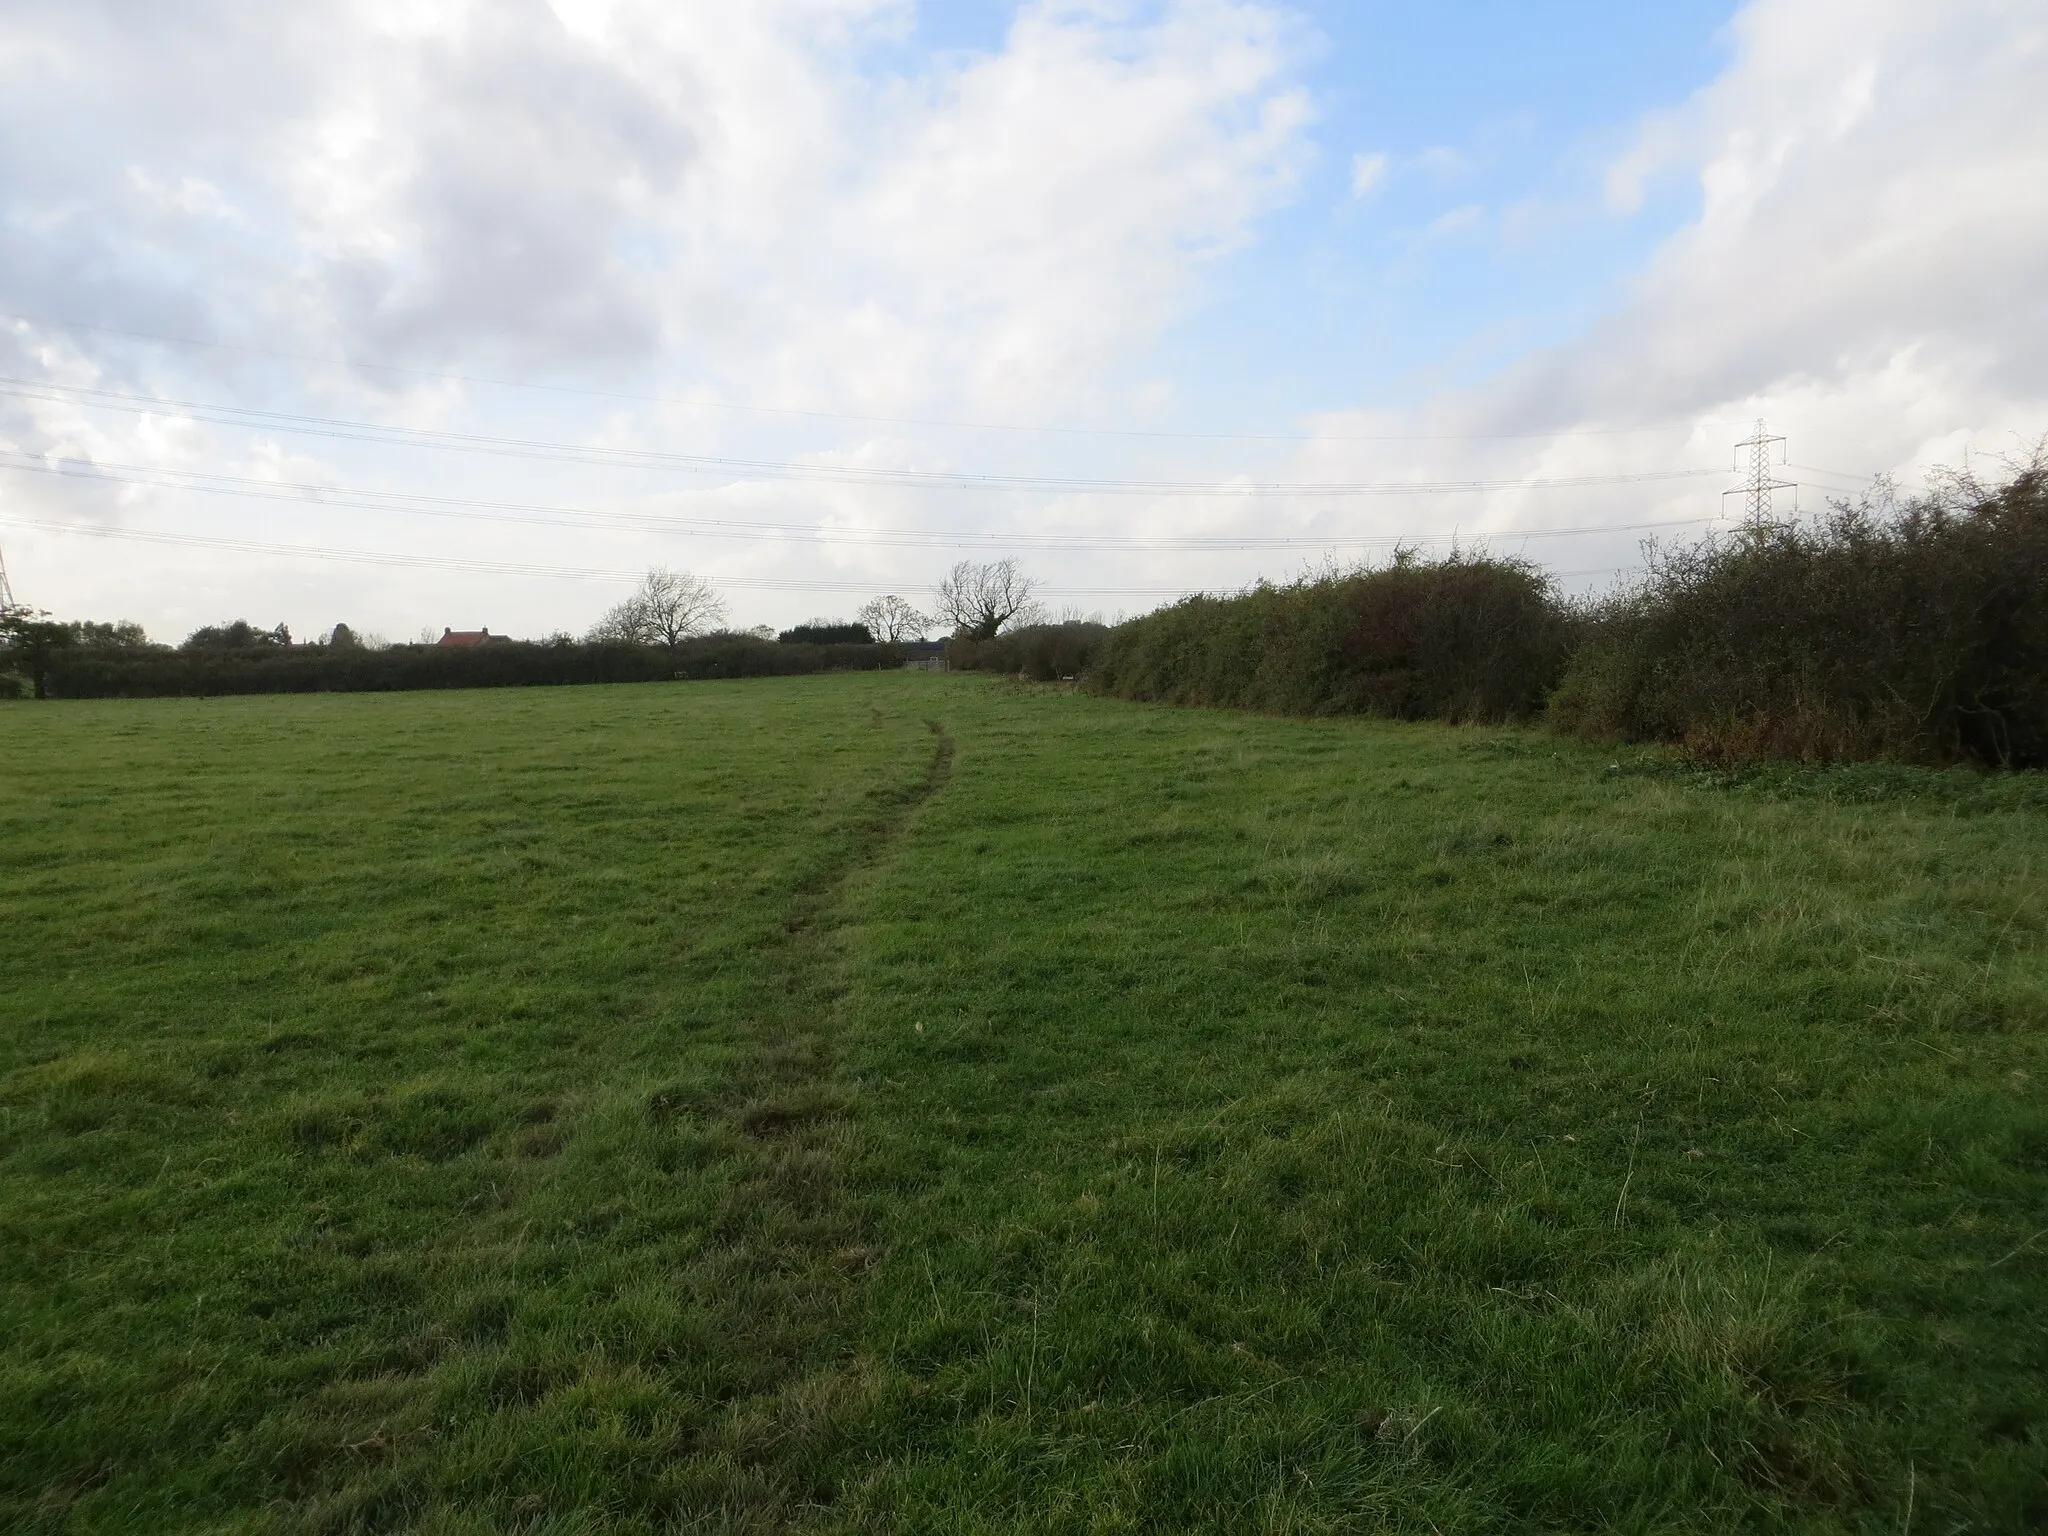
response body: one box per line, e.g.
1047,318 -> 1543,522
1726,418 -> 1797,524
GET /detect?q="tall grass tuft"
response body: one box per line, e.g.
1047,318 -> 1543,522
1087,551 -> 1569,723
1551,461 -> 2048,765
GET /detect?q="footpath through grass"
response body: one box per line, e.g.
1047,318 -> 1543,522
2,673 -> 2045,1531
0,679 -> 946,1529
839,684 -> 2048,1532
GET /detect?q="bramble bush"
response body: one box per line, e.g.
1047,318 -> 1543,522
1551,464 -> 2048,766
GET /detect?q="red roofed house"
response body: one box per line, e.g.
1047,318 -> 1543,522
437,627 -> 496,648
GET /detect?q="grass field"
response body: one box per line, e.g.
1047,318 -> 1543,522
3,673 -> 2045,1532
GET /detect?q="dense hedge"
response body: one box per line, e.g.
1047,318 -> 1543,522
1550,470 -> 2048,766
1087,554 -> 1569,723
946,622 -> 1110,681
33,635 -> 905,699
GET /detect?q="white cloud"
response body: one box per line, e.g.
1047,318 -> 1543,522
1564,0 -> 2046,440
1421,203 -> 1485,240
1413,144 -> 1469,181
0,0 -> 1311,414
1349,150 -> 1387,197
0,0 -> 1317,636
1294,0 -> 2048,580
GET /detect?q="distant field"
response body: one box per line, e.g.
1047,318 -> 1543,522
2,674 -> 2044,1532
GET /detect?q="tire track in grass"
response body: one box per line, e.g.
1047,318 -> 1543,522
681,717 -> 953,1522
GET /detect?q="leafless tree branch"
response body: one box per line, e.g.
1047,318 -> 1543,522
587,567 -> 728,648
933,558 -> 1039,641
857,594 -> 930,643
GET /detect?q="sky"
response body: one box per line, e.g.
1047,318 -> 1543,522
1,0 -> 2044,643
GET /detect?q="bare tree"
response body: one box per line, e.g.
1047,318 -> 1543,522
857,594 -> 930,643
933,558 -> 1040,641
638,567 -> 728,646
588,567 -> 728,648
587,598 -> 653,645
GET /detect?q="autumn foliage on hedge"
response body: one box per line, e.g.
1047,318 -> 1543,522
1086,553 -> 1569,723
1551,466 -> 2048,766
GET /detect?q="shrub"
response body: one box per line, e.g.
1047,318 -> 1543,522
1088,553 -> 1569,723
1550,465 -> 2048,766
947,622 -> 1109,681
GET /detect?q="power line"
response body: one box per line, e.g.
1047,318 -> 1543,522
0,513 -> 1212,595
1786,461 -> 1879,484
0,379 -> 1726,498
3,309 -> 1698,445
0,513 -> 1660,597
0,452 -> 1728,552
0,539 -> 14,609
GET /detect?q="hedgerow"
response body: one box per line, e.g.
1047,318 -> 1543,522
1086,553 -> 1569,724
1551,466 -> 2048,766
35,634 -> 904,699
946,622 -> 1110,681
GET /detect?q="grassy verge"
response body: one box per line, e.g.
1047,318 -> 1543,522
3,673 -> 2044,1531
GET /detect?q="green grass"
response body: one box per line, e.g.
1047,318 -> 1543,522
2,674 -> 2044,1531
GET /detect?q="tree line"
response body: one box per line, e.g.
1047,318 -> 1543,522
580,560 -> 1042,649
0,558 -> 1042,700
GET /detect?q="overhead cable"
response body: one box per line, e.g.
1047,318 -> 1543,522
0,452 -> 1726,552
0,379 -> 1724,497
1786,462 -> 1880,484
0,513 -> 1220,595
0,514 -> 1651,594
3,310 -> 1698,444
